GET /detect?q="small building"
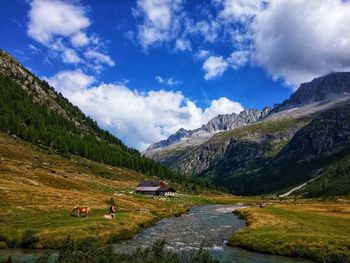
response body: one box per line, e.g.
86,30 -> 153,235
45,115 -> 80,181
135,181 -> 176,196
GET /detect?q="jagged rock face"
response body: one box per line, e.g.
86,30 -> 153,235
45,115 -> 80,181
146,107 -> 272,152
201,109 -> 264,133
274,72 -> 350,112
147,128 -> 192,150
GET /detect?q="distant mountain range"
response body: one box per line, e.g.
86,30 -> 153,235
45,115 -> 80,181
145,72 -> 350,196
146,108 -> 271,151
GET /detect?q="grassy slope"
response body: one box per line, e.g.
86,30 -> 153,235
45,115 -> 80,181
0,132 -> 244,249
229,202 -> 350,262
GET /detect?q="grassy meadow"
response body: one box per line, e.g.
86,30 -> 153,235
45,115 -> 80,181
229,201 -> 350,262
0,132 -> 244,249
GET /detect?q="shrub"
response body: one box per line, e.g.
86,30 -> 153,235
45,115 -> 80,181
21,230 -> 39,248
44,238 -> 219,263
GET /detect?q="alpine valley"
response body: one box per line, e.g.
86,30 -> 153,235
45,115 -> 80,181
145,72 -> 350,196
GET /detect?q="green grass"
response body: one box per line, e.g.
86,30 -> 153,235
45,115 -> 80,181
229,203 -> 350,262
0,132 -> 244,249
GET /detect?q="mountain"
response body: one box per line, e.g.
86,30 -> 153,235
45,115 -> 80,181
145,71 -> 350,196
0,49 -> 185,185
273,72 -> 350,112
214,104 -> 350,195
145,108 -> 271,156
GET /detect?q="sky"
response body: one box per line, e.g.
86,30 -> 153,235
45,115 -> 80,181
1,0 -> 350,150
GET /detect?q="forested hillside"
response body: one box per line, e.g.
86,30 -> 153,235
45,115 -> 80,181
0,49 -> 196,186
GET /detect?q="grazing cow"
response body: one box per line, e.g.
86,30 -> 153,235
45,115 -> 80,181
110,205 -> 116,214
103,214 -> 115,220
73,206 -> 91,218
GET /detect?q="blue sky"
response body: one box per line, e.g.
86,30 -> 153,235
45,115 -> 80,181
1,0 -> 350,149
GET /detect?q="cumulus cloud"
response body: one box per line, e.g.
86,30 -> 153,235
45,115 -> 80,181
46,70 -> 95,93
27,0 -> 90,44
47,71 -> 243,150
27,0 -> 113,70
131,0 -> 350,86
133,0 -> 184,48
209,0 -> 350,86
203,56 -> 229,80
252,0 -> 350,86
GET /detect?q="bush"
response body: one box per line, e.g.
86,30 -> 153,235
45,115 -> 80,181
0,241 -> 7,249
40,238 -> 219,263
22,230 -> 39,248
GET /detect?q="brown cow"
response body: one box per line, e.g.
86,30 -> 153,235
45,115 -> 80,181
73,206 -> 91,218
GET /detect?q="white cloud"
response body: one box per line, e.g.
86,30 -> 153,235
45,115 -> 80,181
27,0 -> 90,45
84,50 -> 115,67
196,49 -> 210,59
62,48 -> 81,64
130,0 -> 350,86
133,0 -> 184,48
27,0 -> 112,71
46,70 -> 95,93
71,32 -> 90,47
228,50 -> 249,69
203,56 -> 229,80
219,0 -> 264,21
202,97 -> 243,122
47,71 -> 243,150
155,76 -> 182,86
211,0 -> 350,86
175,39 -> 191,51
252,0 -> 350,86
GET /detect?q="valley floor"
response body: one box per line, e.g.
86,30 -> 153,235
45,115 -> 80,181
229,201 -> 350,262
1,131 -> 349,263
0,132 -> 246,249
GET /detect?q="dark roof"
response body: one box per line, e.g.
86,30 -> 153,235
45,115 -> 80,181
137,180 -> 166,187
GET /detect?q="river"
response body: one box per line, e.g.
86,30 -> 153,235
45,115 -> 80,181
0,205 -> 311,262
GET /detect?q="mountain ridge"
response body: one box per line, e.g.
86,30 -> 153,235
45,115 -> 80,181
144,70 -> 350,196
146,107 -> 272,152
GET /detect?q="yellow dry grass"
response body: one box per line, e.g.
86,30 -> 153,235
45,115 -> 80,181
0,132 -> 242,248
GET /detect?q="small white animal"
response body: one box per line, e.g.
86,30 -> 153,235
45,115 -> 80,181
103,213 -> 115,220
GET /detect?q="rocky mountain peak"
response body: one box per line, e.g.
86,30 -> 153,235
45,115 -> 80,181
145,107 -> 272,152
273,72 -> 350,112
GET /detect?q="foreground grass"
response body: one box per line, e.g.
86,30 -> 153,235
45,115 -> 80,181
33,238 -> 218,263
229,202 -> 350,262
0,132 -> 245,249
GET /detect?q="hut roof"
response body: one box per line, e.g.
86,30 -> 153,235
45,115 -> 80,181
137,180 -> 166,187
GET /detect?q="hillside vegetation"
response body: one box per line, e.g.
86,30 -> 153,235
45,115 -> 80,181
0,132 -> 240,249
0,49 -> 211,189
